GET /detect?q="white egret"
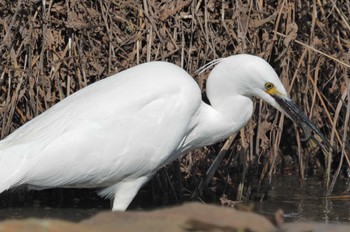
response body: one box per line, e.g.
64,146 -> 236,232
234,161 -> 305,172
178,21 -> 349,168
0,54 -> 329,211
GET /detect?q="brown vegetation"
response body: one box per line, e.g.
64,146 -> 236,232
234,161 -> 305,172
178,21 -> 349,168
0,0 -> 349,208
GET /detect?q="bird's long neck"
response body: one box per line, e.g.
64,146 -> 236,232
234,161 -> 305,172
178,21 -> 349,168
180,67 -> 253,152
206,60 -> 254,131
180,98 -> 252,153
206,92 -> 253,145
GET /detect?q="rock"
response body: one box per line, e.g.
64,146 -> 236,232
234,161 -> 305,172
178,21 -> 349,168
0,203 -> 350,232
83,202 -> 276,232
0,219 -> 96,232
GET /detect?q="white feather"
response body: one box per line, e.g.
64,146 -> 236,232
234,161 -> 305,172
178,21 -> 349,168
0,54 -> 308,211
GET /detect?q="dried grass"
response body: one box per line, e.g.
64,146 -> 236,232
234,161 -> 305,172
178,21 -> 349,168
0,0 -> 349,208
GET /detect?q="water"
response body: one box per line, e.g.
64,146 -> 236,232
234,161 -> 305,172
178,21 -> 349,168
0,207 -> 104,222
0,189 -> 109,222
0,176 -> 349,223
252,176 -> 350,223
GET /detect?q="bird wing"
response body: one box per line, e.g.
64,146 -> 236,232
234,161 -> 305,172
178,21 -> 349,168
0,62 -> 201,190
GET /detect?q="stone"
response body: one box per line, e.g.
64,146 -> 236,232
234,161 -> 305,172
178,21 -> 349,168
0,219 -> 95,232
1,203 -> 350,232
83,202 -> 276,232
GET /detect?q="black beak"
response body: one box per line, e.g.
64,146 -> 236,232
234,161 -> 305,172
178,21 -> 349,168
272,94 -> 331,152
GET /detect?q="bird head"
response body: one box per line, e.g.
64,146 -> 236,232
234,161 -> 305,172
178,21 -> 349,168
206,54 -> 331,151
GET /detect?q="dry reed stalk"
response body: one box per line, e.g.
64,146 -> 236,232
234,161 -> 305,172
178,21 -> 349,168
328,76 -> 350,194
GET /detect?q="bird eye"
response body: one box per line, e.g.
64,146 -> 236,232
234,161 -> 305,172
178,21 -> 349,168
265,82 -> 274,90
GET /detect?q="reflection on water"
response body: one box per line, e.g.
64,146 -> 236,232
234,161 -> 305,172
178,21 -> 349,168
0,188 -> 110,222
252,176 -> 350,223
0,207 -> 104,222
0,176 -> 349,223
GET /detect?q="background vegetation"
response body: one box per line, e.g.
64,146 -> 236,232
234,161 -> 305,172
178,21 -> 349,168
0,0 -> 349,209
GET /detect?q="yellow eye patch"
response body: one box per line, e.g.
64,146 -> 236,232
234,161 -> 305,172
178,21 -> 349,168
265,82 -> 274,90
265,82 -> 278,95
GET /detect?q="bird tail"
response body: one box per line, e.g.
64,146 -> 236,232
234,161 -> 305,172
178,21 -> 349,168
98,184 -> 118,199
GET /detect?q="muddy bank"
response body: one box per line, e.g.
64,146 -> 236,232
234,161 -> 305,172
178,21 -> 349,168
0,203 -> 349,232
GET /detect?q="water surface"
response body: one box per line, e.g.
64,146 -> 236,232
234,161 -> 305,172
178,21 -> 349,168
0,176 -> 349,223
252,176 -> 350,223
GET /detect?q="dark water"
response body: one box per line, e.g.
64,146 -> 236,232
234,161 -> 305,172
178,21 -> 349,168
0,176 -> 349,223
0,189 -> 109,222
252,176 -> 350,223
0,207 -> 104,222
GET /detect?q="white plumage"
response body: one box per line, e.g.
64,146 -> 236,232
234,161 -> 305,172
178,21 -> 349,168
0,54 -> 328,211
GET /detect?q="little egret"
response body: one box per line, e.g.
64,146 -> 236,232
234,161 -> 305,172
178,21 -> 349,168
0,54 -> 329,211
